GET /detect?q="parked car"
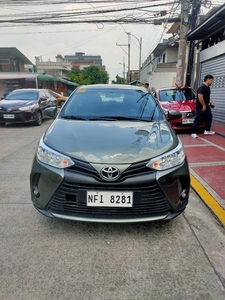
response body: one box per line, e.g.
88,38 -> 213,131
48,90 -> 68,107
30,84 -> 190,223
0,88 -> 57,126
155,86 -> 198,130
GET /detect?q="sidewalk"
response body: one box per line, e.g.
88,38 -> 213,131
179,122 -> 225,227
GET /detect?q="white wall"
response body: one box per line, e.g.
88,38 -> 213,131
152,71 -> 176,89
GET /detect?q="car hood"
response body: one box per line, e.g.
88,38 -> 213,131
0,99 -> 36,109
160,100 -> 195,112
43,119 -> 177,164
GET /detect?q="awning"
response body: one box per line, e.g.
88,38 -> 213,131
37,74 -> 58,82
0,73 -> 38,80
37,74 -> 79,86
58,77 -> 79,87
0,72 -> 79,87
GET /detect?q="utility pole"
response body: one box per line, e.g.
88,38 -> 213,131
139,37 -> 142,81
116,41 -> 130,83
127,33 -> 131,83
176,0 -> 190,87
185,0 -> 201,86
126,32 -> 142,82
123,56 -> 125,80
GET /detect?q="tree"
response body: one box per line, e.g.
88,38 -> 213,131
67,65 -> 109,85
112,75 -> 126,84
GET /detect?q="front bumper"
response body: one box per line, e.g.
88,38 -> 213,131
0,111 -> 37,123
30,156 -> 190,222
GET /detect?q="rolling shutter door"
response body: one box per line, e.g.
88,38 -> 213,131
200,55 -> 225,124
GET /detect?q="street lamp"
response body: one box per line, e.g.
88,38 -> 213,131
126,32 -> 142,82
119,57 -> 127,80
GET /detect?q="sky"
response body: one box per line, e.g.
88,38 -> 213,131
0,0 -> 224,82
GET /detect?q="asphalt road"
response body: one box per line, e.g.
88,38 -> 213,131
0,119 -> 225,300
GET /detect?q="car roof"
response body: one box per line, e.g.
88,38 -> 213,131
157,86 -> 193,91
11,88 -> 46,92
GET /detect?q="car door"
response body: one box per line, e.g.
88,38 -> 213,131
44,90 -> 57,107
39,90 -> 50,111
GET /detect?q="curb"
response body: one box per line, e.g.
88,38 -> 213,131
190,174 -> 225,227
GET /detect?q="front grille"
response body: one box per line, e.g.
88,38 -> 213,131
48,181 -> 171,219
182,111 -> 195,118
68,159 -> 154,181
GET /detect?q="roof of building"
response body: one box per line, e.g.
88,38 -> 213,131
186,3 -> 225,41
0,47 -> 33,65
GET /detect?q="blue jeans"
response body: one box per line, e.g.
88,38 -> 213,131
192,107 -> 212,133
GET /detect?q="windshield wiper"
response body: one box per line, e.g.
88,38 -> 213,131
88,117 -> 118,121
61,115 -> 86,120
105,116 -> 149,121
150,102 -> 159,121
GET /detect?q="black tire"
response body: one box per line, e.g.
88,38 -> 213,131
34,111 -> 42,126
59,100 -> 65,108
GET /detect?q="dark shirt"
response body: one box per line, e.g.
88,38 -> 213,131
196,83 -> 210,109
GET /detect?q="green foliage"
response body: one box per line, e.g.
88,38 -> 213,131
112,75 -> 126,84
67,65 -> 109,85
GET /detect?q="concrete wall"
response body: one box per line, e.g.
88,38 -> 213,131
151,71 -> 176,89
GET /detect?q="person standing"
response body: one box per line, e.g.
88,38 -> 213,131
191,74 -> 215,138
143,83 -> 152,93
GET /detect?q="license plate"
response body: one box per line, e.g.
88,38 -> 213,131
87,191 -> 133,207
3,114 -> 15,119
182,118 -> 193,124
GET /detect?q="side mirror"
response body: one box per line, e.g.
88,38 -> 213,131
167,110 -> 182,120
44,107 -> 58,118
40,97 -> 48,101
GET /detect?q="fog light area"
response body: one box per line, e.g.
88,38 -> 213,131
32,186 -> 40,198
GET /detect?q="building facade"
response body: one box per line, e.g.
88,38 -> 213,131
186,3 -> 225,124
35,54 -> 72,77
140,40 -> 179,90
65,52 -> 103,70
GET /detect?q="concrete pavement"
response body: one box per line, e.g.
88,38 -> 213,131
179,122 -> 225,227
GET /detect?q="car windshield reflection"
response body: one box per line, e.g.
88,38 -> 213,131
60,88 -> 163,122
5,91 -> 39,101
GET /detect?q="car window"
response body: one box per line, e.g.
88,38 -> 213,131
61,88 -> 164,121
44,90 -> 53,98
5,90 -> 39,101
41,91 -> 49,99
159,89 -> 196,101
49,90 -> 59,98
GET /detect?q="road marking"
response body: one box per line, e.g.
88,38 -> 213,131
190,174 -> 225,227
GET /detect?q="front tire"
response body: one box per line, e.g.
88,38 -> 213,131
34,111 -> 42,126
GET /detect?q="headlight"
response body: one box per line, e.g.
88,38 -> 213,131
147,138 -> 185,170
19,104 -> 35,111
37,136 -> 74,169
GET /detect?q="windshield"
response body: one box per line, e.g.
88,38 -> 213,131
5,90 -> 39,101
60,88 -> 164,122
159,88 -> 197,102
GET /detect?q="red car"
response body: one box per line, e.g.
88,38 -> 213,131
155,86 -> 198,130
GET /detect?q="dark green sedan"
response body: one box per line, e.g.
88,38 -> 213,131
30,84 -> 190,223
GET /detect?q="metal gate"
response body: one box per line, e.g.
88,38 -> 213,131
200,54 -> 225,124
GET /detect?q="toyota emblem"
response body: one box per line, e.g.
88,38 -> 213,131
100,166 -> 120,181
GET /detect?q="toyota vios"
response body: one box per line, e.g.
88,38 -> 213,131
0,88 -> 57,126
30,84 -> 190,223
